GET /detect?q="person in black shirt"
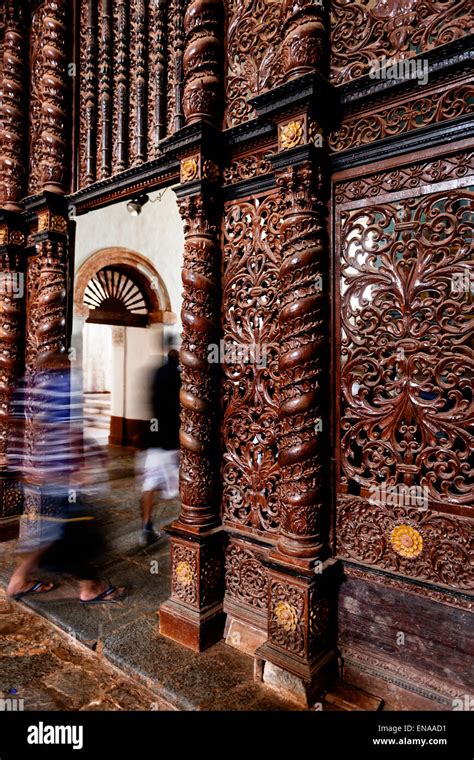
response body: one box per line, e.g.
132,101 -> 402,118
139,348 -> 181,546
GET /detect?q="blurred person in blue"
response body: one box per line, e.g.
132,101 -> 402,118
6,349 -> 125,604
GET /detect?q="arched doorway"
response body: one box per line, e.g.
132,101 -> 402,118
74,248 -> 176,447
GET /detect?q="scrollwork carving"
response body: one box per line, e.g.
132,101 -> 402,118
221,195 -> 282,535
339,190 -> 473,507
330,0 -> 474,85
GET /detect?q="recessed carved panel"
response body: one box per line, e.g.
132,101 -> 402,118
336,495 -> 474,589
224,0 -> 284,129
221,194 -> 283,535
330,0 -> 474,85
225,542 -> 268,610
339,189 -> 473,508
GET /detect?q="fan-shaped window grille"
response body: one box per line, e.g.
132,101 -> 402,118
84,266 -> 150,327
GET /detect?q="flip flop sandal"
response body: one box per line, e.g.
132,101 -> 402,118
12,581 -> 56,601
80,586 -> 126,605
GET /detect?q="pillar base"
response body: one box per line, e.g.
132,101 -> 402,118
159,598 -> 225,652
255,645 -> 337,708
159,522 -> 225,652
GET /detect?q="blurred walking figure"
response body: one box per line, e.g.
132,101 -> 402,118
139,348 -> 181,546
6,351 -> 125,604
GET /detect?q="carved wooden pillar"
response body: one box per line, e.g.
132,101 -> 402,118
159,0 -> 226,652
0,0 -> 28,211
182,0 -> 224,127
252,1 -> 338,705
40,0 -> 70,194
0,212 -> 26,537
83,0 -> 98,185
19,194 -> 73,548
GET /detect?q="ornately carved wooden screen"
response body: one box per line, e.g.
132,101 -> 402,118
334,153 -> 473,589
78,0 -> 185,187
221,188 -> 283,629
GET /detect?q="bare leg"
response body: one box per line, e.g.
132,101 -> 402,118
7,550 -> 53,597
141,490 -> 154,526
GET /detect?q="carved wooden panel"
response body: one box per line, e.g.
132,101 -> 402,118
334,152 -> 474,591
224,0 -> 284,129
78,0 -> 186,188
329,75 -> 474,153
221,192 -> 283,536
330,0 -> 474,85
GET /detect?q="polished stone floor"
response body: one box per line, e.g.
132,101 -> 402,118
0,447 -> 298,711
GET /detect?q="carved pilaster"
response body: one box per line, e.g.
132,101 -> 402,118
130,0 -> 147,164
81,0 -> 98,185
281,0 -> 325,81
0,0 -> 28,211
159,128 -> 225,651
40,0 -> 70,194
114,0 -> 129,172
182,0 -> 225,127
98,0 -> 112,178
148,0 -> 167,151
0,212 -> 25,534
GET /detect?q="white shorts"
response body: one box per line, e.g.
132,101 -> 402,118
138,448 -> 180,498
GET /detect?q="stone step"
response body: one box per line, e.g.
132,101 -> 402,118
323,683 -> 384,711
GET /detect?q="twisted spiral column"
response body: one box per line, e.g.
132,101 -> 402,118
276,163 -> 327,561
178,192 -> 221,528
40,0 -> 70,194
0,0 -> 28,211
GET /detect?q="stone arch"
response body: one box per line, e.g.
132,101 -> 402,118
74,247 -> 175,325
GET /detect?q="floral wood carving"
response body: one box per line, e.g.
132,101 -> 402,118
335,152 -> 474,204
221,194 -> 282,535
339,190 -> 473,507
336,496 -> 474,590
223,146 -> 275,185
330,0 -> 474,85
329,80 -> 474,153
224,543 -> 268,610
224,0 -> 284,129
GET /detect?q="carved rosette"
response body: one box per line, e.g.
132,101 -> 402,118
182,0 -> 225,126
281,0 -> 325,80
0,0 -> 28,211
276,161 -> 327,560
178,191 -> 221,527
40,0 -> 70,194
267,575 -> 331,660
170,540 -> 223,610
